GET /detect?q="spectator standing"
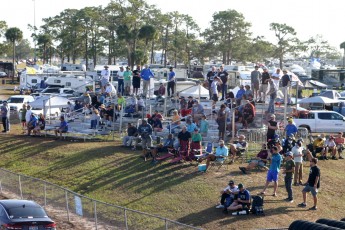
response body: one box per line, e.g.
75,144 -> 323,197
259,145 -> 283,196
267,78 -> 277,114
117,66 -> 125,96
100,65 -> 110,92
123,66 -> 132,96
132,65 -> 141,95
199,115 -> 209,137
335,132 -> 345,159
271,68 -> 281,91
140,65 -> 154,98
283,152 -> 295,202
218,65 -> 229,100
177,126 -> 191,151
137,119 -> 153,158
251,66 -> 261,100
298,158 -> 320,210
21,104 -> 27,131
211,77 -> 222,109
1,101 -> 10,133
285,118 -> 298,137
259,68 -> 270,103
206,66 -> 218,99
266,114 -> 278,142
292,140 -> 304,186
216,104 -> 226,141
90,109 -> 100,129
281,70 -> 291,103
167,67 -> 176,97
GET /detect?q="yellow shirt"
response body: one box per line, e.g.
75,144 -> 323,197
313,139 -> 324,148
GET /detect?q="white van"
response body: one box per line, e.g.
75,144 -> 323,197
7,95 -> 35,111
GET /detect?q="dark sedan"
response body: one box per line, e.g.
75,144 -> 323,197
0,200 -> 56,230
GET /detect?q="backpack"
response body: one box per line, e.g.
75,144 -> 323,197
251,195 -> 264,215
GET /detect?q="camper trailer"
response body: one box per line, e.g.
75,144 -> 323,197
226,70 -> 251,89
44,74 -> 93,93
20,73 -> 49,89
61,63 -> 86,72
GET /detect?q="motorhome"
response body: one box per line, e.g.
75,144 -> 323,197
226,70 -> 251,89
20,73 -> 50,89
44,74 -> 94,93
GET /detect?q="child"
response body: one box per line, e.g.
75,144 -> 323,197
283,152 -> 295,202
199,115 -> 209,138
90,109 -> 100,129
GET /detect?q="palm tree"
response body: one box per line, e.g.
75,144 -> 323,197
341,42 -> 345,68
5,27 -> 23,83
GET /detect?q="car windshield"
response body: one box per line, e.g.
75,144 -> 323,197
8,207 -> 48,219
7,98 -> 24,103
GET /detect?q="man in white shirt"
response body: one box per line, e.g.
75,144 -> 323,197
117,66 -> 125,96
105,82 -> 116,97
271,68 -> 281,90
216,180 -> 239,209
101,65 -> 111,92
25,105 -> 33,124
292,140 -> 303,186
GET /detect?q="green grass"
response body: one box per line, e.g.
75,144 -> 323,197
1,133 -> 345,229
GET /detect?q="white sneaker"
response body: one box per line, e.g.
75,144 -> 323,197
216,204 -> 224,209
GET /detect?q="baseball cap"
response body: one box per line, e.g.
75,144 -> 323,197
286,151 -> 293,157
238,183 -> 244,189
229,180 -> 234,185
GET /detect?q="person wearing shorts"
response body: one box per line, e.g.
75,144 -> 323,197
298,158 -> 320,210
258,145 -> 282,196
240,143 -> 269,173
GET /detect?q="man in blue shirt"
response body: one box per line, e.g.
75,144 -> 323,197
235,85 -> 245,106
258,145 -> 283,196
198,140 -> 228,171
140,65 -> 154,98
55,116 -> 68,139
167,67 -> 175,97
285,118 -> 298,137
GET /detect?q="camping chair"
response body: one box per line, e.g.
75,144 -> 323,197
209,155 -> 230,171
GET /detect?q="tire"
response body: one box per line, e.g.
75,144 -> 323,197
316,218 -> 345,229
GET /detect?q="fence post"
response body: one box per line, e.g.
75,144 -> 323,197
44,182 -> 47,207
94,200 -> 98,230
18,175 -> 23,199
0,181 -> 2,194
65,190 -> 70,222
124,208 -> 128,230
165,218 -> 168,230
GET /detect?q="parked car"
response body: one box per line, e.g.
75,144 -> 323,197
0,72 -> 7,78
7,95 -> 35,111
0,200 -> 56,229
39,87 -> 78,98
294,110 -> 345,133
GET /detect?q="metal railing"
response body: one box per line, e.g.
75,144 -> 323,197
0,168 -> 201,230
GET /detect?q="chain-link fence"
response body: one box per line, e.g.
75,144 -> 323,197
0,168 -> 201,230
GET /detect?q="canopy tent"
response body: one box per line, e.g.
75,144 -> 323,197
308,80 -> 328,89
297,96 -> 340,104
29,95 -> 70,109
179,85 -> 209,99
304,81 -> 315,89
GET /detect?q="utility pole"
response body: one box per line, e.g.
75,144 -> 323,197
33,0 -> 37,64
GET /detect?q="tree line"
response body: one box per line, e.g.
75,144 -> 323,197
0,0 -> 342,71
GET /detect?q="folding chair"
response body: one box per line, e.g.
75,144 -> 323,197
209,155 -> 229,171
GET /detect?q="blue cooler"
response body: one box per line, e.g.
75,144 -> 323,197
198,164 -> 207,172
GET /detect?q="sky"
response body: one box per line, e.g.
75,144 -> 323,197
1,0 -> 344,52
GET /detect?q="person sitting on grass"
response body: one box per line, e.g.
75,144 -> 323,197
313,135 -> 325,159
226,183 -> 251,214
54,116 -> 68,139
325,135 -> 337,160
216,180 -> 239,210
198,140 -> 228,172
27,113 -> 38,136
239,143 -> 269,174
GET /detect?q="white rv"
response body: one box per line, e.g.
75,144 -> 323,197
61,63 -> 86,72
20,73 -> 49,89
44,74 -> 94,93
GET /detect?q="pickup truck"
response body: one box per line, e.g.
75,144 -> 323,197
294,110 -> 345,133
31,87 -> 78,98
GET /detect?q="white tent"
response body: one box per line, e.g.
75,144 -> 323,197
29,95 -> 70,109
297,96 -> 340,104
179,85 -> 209,99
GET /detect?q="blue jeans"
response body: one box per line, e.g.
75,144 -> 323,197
221,84 -> 227,99
90,120 -> 97,129
267,92 -> 277,114
118,79 -> 124,95
285,176 -> 293,200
